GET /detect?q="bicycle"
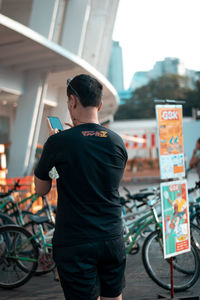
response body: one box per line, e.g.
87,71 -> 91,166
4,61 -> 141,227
121,186 -> 156,216
142,226 -> 200,292
122,187 -> 161,254
0,224 -> 38,289
0,211 -> 16,226
121,186 -> 161,248
0,180 -> 55,225
0,221 -> 55,289
0,183 -> 55,276
122,188 -> 200,292
0,182 -> 55,231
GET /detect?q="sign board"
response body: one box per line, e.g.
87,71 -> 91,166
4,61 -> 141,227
160,179 -> 190,259
156,105 -> 185,179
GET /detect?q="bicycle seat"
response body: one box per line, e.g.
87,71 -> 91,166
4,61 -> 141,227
28,214 -> 50,224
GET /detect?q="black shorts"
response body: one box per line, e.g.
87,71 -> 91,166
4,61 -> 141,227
53,236 -> 126,300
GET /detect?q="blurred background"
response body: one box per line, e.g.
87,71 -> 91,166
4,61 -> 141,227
0,0 -> 199,186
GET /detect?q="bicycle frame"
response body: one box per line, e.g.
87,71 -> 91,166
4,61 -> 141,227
0,195 -> 25,225
0,193 -> 39,212
6,224 -> 53,264
19,194 -> 55,224
0,193 -> 55,226
37,224 -> 53,250
123,203 -> 162,254
18,193 -> 40,211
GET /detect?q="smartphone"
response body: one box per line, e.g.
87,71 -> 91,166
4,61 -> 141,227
47,116 -> 63,131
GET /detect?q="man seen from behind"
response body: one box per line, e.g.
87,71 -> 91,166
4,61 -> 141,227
34,74 -> 128,300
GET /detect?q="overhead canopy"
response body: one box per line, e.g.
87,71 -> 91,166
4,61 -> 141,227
0,14 -> 118,121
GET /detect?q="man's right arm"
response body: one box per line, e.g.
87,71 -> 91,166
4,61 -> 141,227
34,176 -> 52,196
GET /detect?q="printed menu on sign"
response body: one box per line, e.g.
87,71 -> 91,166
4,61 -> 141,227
160,179 -> 190,259
156,105 -> 185,179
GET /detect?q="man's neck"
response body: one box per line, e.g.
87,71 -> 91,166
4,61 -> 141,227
73,107 -> 99,126
73,118 -> 99,126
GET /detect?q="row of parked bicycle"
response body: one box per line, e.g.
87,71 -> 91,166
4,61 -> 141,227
0,181 -> 56,288
0,179 -> 200,292
121,181 -> 200,292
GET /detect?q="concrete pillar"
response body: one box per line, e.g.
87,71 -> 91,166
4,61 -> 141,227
29,0 -> 62,40
8,72 -> 47,177
0,67 -> 23,95
95,0 -> 119,76
60,0 -> 91,55
81,0 -> 119,76
51,88 -> 70,126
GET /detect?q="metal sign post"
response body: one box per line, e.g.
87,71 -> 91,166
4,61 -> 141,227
155,99 -> 199,300
170,257 -> 174,298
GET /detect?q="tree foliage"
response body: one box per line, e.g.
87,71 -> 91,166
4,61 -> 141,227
114,74 -> 200,120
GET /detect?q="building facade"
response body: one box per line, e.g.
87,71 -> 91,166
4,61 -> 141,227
130,57 -> 200,91
0,0 -> 120,177
108,40 -> 124,92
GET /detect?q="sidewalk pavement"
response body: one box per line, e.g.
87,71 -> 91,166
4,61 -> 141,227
1,251 -> 200,300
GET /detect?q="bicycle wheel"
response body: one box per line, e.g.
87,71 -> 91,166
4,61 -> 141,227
171,223 -> 200,276
0,225 -> 38,289
142,229 -> 200,292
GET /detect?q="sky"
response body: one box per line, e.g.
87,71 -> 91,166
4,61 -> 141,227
112,0 -> 200,89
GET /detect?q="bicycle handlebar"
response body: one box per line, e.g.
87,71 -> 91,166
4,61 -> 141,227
120,196 -> 146,210
7,179 -> 21,194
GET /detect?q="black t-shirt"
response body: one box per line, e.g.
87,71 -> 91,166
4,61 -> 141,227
34,123 -> 128,246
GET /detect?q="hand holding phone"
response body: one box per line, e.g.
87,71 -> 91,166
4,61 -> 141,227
47,116 -> 63,135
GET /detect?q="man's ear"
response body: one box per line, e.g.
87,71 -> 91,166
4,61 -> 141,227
98,100 -> 103,112
69,95 -> 78,108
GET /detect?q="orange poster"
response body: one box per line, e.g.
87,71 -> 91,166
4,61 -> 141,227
156,105 -> 185,179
